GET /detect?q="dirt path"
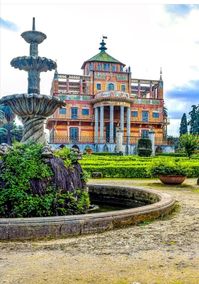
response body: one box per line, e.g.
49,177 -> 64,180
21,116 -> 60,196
0,179 -> 199,284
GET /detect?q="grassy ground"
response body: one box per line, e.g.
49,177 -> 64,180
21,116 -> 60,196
0,178 -> 199,284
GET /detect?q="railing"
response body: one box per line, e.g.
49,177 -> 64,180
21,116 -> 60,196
50,135 -> 170,146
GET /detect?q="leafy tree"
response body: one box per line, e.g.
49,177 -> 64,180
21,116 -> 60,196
179,133 -> 199,158
189,105 -> 199,135
179,113 -> 188,136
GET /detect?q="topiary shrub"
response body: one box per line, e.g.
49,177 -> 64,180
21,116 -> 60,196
137,138 -> 152,157
0,142 -> 90,218
151,159 -> 187,177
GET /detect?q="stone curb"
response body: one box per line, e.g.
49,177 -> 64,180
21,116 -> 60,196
0,184 -> 175,240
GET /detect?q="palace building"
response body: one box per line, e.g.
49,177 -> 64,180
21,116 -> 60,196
46,39 -> 169,153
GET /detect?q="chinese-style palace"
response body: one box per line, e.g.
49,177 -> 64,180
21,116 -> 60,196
46,39 -> 169,153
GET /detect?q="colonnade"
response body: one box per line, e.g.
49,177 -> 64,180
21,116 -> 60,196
94,105 -> 131,144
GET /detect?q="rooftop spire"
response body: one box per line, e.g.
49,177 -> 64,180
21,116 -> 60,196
160,67 -> 162,80
32,17 -> 35,31
99,36 -> 107,52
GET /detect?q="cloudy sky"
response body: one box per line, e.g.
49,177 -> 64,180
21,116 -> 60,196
0,0 -> 199,136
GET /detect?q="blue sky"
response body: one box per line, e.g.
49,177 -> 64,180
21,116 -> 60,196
0,1 -> 199,136
0,18 -> 18,31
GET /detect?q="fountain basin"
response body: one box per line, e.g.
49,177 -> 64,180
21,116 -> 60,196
0,184 -> 175,240
21,30 -> 46,44
11,56 -> 56,72
0,93 -> 65,117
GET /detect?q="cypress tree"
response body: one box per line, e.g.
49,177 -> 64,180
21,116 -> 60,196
189,105 -> 199,134
179,113 -> 188,136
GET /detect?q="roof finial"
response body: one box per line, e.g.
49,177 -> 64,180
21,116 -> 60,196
160,67 -> 162,80
32,17 -> 35,31
99,36 -> 107,52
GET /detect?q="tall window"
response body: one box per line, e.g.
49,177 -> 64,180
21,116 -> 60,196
108,83 -> 115,91
142,111 -> 149,122
141,130 -> 149,138
112,64 -> 116,72
104,63 -> 109,71
71,107 -> 78,119
121,84 -> 126,92
97,63 -> 102,71
69,127 -> 79,142
90,63 -> 94,71
96,83 -> 101,90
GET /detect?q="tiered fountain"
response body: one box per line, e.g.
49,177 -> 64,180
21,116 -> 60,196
0,17 -> 65,143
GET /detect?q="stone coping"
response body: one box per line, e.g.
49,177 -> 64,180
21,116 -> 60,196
0,184 -> 175,240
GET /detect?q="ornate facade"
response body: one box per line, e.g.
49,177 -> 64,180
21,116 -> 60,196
46,39 -> 168,152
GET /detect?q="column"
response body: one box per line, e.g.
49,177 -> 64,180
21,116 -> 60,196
120,106 -> 124,132
148,129 -> 155,156
150,81 -> 153,98
100,106 -> 104,143
138,80 -> 141,98
66,76 -> 69,92
127,107 -> 131,145
94,107 -> 98,143
79,79 -> 83,94
109,105 -> 114,143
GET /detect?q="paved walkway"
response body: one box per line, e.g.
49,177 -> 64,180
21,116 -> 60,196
0,179 -> 199,284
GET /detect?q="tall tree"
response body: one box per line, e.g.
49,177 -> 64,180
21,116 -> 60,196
189,105 -> 199,135
179,113 -> 188,136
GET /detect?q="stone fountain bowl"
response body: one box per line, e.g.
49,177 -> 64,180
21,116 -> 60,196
0,93 -> 65,117
21,30 -> 46,44
11,56 -> 57,72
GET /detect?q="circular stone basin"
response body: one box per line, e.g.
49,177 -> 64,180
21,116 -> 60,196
0,185 -> 175,240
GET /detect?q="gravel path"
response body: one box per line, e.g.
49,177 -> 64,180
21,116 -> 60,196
0,178 -> 199,284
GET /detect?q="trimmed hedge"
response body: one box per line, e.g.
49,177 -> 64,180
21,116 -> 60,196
80,155 -> 199,178
137,138 -> 152,157
83,165 -> 151,178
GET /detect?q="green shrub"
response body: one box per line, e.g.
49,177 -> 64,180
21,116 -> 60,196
179,134 -> 199,158
156,152 -> 187,157
0,143 -> 90,217
138,148 -> 152,157
137,138 -> 152,157
151,160 -> 187,177
84,165 -> 151,178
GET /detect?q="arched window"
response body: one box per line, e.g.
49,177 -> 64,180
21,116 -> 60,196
108,83 -> 115,91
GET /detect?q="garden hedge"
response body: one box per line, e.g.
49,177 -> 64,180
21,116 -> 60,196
80,155 -> 199,178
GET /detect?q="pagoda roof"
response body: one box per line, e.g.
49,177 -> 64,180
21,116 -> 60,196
81,39 -> 125,69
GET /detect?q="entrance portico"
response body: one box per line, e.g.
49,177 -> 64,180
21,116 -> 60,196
93,91 -> 131,144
